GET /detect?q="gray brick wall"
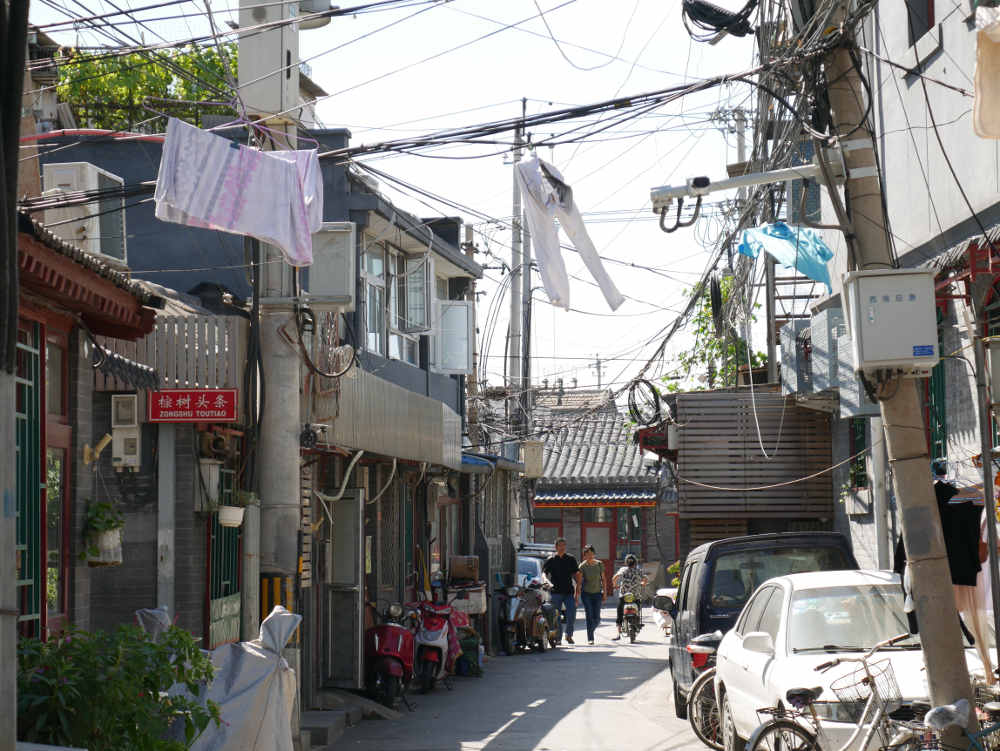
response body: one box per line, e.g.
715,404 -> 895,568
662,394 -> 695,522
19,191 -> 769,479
85,397 -> 208,640
68,330 -> 94,630
173,424 -> 208,638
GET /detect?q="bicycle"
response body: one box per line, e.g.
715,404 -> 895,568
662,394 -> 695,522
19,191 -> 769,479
745,633 -> 912,751
689,666 -> 723,750
883,696 -> 1000,751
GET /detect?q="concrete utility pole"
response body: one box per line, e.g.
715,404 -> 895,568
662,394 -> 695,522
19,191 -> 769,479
519,98 -> 533,442
509,123 -> 523,435
590,355 -> 605,390
871,416 -> 890,569
823,8 -> 974,724
238,0 -> 303,637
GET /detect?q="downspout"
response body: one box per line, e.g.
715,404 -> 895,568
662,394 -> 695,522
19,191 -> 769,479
314,449 -> 365,529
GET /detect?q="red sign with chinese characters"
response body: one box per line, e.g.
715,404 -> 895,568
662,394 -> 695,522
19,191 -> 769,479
148,389 -> 238,423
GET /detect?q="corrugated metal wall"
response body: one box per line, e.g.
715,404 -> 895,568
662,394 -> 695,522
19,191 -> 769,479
312,366 -> 463,470
675,389 -> 832,518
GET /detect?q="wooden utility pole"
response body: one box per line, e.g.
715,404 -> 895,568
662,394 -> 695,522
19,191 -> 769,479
824,7 -> 973,724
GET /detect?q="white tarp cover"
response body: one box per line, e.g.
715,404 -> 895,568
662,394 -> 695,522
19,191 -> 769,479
189,605 -> 301,751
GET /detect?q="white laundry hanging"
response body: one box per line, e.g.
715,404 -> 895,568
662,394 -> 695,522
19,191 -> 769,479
975,6 -> 1000,139
515,157 -> 624,311
154,117 -> 322,266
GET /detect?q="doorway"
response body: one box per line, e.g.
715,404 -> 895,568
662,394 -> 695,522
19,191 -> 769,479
581,508 -> 615,568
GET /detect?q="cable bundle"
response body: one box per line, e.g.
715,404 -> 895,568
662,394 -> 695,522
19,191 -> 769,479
682,0 -> 758,42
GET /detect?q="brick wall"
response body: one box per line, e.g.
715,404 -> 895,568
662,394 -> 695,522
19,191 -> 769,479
85,397 -> 207,639
173,424 -> 208,638
68,329 -> 94,630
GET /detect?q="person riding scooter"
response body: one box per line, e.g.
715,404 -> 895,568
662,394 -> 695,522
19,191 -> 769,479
612,554 -> 647,641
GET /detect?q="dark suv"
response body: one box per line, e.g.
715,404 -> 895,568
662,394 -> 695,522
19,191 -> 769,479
660,532 -> 858,718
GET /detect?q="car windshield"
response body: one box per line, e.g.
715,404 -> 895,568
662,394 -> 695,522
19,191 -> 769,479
708,547 -> 851,612
518,559 -> 539,578
789,584 -> 917,652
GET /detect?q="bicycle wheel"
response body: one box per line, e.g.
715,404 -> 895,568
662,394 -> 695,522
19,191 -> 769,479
746,719 -> 818,751
688,667 -> 722,750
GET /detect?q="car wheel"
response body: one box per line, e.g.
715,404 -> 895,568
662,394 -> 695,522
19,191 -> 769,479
672,675 -> 688,720
688,667 -> 722,750
722,691 -> 746,751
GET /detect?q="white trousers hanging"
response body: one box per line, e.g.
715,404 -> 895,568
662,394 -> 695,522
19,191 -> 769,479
515,157 -> 624,311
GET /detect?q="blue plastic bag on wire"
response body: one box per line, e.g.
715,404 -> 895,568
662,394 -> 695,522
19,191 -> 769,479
737,222 -> 834,293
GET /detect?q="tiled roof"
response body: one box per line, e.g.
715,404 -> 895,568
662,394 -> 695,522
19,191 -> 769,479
534,387 -> 611,412
534,488 -> 658,506
921,223 -> 1000,274
18,211 -> 159,307
535,402 -> 656,487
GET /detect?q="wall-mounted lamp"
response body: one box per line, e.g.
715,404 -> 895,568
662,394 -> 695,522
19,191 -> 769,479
83,434 -> 112,466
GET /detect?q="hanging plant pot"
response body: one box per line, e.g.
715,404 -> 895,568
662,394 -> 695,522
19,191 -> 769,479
87,527 -> 123,567
218,505 -> 245,528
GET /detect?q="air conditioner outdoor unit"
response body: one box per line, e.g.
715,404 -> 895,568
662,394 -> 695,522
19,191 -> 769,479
303,221 -> 356,311
780,320 -> 813,396
42,162 -> 126,264
810,307 -> 844,392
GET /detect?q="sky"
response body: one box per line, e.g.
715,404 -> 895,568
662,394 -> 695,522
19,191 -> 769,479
28,0 -> 774,396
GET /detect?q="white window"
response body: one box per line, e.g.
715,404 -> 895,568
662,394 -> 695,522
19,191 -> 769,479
362,240 -> 386,355
434,300 -> 475,375
389,250 -> 420,365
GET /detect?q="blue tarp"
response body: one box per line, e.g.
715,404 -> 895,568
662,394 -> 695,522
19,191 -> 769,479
738,222 -> 834,292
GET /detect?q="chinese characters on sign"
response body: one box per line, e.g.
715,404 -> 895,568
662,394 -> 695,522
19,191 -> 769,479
148,389 -> 238,423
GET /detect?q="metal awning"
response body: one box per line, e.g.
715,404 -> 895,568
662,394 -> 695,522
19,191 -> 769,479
533,488 -> 658,508
460,452 -> 525,474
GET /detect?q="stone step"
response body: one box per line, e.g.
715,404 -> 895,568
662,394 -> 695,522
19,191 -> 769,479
300,710 -> 348,747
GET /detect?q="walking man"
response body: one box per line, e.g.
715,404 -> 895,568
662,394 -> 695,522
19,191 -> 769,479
543,537 -> 582,644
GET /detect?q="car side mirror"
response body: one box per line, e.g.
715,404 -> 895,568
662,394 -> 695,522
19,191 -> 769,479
653,595 -> 674,613
742,631 -> 775,656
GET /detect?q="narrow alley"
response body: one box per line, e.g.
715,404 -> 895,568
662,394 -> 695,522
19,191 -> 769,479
339,606 -> 701,751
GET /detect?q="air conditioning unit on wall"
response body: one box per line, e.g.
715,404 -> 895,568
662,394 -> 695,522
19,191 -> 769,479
42,162 -> 126,264
780,320 -> 813,396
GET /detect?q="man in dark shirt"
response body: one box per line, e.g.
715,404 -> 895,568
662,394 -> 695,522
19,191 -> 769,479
542,537 -> 582,644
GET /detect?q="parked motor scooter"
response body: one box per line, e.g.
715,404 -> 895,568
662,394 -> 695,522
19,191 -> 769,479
410,600 -> 453,693
652,586 -> 678,640
501,579 -> 558,653
364,602 -> 414,710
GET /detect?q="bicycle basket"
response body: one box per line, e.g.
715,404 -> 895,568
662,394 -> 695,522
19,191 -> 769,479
829,659 -> 902,723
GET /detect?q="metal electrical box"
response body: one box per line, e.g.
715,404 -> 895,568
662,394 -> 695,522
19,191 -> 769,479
305,222 -> 356,311
843,269 -> 939,376
110,394 -> 140,470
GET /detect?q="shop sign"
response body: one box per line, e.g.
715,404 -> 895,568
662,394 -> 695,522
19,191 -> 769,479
148,388 -> 238,423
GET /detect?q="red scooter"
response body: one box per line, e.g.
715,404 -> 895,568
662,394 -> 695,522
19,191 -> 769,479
364,602 -> 414,709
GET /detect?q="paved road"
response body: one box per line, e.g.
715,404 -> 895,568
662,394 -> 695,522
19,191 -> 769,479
339,605 -> 707,751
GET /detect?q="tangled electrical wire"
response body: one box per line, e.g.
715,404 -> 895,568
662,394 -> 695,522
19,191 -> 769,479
682,0 -> 758,43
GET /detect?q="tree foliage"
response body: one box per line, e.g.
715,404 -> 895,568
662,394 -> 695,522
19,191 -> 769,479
57,43 -> 237,131
667,275 -> 767,391
18,623 -> 220,750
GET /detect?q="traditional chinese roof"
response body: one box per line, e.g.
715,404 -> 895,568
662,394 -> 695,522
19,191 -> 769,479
535,399 -> 657,489
533,488 -> 658,508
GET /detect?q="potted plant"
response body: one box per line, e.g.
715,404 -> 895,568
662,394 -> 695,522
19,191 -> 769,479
218,489 -> 257,528
81,499 -> 124,567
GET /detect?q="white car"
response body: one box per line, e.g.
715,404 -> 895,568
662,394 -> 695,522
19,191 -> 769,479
714,570 -> 987,751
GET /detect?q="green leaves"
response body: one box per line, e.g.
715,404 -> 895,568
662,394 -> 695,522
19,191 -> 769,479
17,625 -> 220,750
56,43 -> 237,131
669,276 -> 767,391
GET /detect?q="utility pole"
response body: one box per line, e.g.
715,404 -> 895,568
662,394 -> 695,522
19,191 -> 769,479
509,123 -> 523,438
823,6 -> 973,725
590,355 -> 605,390
238,0 -> 302,637
519,98 -> 532,442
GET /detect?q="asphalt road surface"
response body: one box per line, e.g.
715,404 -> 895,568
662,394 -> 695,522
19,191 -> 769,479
339,604 -> 707,751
